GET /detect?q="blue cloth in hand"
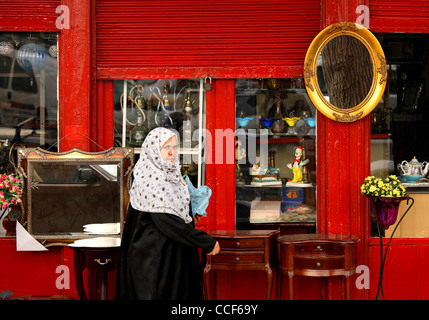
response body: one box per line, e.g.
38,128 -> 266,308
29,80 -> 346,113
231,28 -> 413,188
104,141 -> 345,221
183,175 -> 212,218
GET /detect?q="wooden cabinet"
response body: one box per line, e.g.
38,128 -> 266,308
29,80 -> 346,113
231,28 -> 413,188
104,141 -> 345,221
277,234 -> 359,300
203,230 -> 279,300
72,246 -> 120,300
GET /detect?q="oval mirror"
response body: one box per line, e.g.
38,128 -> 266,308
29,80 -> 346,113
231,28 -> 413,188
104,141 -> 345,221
304,22 -> 387,122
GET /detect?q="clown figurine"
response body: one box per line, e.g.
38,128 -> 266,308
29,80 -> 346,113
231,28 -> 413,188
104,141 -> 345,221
235,139 -> 246,185
287,145 -> 310,186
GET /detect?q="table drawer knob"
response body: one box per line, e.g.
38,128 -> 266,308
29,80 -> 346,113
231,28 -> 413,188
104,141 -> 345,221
235,257 -> 240,262
236,241 -> 240,247
315,246 -> 322,252
316,262 -> 321,267
94,258 -> 111,266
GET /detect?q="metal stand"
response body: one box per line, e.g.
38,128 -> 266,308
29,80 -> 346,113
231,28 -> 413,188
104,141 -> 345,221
371,196 -> 414,300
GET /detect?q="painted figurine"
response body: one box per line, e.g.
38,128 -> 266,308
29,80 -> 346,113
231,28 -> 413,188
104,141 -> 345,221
235,140 -> 246,185
287,146 -> 309,184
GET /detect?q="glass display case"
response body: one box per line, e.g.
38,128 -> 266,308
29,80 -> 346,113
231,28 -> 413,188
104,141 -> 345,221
0,32 -> 58,153
370,33 -> 429,238
113,79 -> 206,187
235,78 -> 317,233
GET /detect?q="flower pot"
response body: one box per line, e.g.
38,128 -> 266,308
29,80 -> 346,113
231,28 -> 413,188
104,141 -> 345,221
2,214 -> 15,236
0,204 -> 22,236
370,196 -> 408,230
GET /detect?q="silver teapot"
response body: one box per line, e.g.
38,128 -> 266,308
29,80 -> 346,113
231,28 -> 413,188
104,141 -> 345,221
398,156 -> 429,176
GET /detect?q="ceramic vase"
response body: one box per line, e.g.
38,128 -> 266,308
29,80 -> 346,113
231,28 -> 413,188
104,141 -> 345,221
271,119 -> 285,134
369,196 -> 408,230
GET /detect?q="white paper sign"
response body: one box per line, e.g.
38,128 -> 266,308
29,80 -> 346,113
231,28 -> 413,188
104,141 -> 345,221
15,222 -> 48,251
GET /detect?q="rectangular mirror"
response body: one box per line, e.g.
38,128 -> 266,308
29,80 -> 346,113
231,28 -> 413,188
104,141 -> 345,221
17,147 -> 134,246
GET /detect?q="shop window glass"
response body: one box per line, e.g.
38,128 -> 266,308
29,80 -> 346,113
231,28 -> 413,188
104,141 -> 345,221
113,79 -> 206,187
370,33 -> 429,237
234,78 -> 317,233
0,32 -> 58,164
0,55 -> 11,89
12,60 -> 38,93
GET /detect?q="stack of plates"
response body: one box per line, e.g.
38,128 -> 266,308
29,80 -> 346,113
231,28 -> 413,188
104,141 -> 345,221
69,237 -> 121,248
83,223 -> 120,235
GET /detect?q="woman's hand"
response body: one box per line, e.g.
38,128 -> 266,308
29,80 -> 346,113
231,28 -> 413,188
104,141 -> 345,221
194,214 -> 203,224
208,241 -> 220,255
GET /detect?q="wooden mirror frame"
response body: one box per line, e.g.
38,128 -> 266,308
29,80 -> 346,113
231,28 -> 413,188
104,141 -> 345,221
17,147 -> 134,247
304,22 -> 387,122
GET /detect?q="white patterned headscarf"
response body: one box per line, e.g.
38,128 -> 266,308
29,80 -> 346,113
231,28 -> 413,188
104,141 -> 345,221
129,127 -> 191,223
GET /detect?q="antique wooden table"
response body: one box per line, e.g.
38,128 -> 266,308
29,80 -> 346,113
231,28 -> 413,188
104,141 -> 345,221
276,233 -> 360,300
72,245 -> 120,300
203,229 -> 279,300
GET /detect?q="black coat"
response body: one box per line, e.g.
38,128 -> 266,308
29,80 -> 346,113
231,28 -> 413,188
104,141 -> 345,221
115,205 -> 216,300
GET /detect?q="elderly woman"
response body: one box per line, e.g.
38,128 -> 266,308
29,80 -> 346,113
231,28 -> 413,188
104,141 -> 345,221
116,127 -> 219,300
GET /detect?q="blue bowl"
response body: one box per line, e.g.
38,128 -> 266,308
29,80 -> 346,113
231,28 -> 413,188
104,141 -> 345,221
260,118 -> 275,128
401,174 -> 425,183
236,117 -> 253,127
304,117 -> 316,127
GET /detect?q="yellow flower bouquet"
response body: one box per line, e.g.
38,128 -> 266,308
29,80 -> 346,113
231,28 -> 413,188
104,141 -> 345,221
360,175 -> 406,198
361,175 -> 410,231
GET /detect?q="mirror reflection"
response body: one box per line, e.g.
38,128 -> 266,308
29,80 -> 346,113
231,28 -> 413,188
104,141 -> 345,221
317,35 -> 373,109
30,163 -> 119,235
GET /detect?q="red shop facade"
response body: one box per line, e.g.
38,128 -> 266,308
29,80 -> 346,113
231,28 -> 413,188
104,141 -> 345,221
1,0 -> 429,300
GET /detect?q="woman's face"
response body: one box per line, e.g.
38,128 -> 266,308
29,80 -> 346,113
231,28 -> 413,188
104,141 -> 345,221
160,136 -> 178,163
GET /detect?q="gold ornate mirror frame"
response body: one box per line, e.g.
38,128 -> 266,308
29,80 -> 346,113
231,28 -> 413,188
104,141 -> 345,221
17,147 -> 134,247
304,22 -> 387,122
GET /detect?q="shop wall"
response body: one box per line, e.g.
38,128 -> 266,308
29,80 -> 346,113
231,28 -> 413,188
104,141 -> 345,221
366,0 -> 429,300
58,0 -> 93,151
315,0 -> 372,300
0,0 -> 108,299
0,0 -> 71,298
0,0 -> 322,299
368,239 -> 429,300
204,80 -> 236,231
370,0 -> 429,33
0,239 -> 80,299
0,0 -> 60,31
2,0 -> 428,300
1,0 -> 357,300
94,0 -> 320,80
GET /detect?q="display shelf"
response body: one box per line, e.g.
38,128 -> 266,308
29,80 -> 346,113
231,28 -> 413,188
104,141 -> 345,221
115,79 -> 206,187
235,77 -> 317,233
403,182 -> 429,187
236,131 -> 315,143
130,147 -> 199,155
250,216 -> 316,224
241,183 -> 315,188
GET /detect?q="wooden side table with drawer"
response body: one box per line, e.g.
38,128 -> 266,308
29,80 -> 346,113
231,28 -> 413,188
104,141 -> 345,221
72,245 -> 120,300
277,234 -> 360,300
203,230 -> 279,300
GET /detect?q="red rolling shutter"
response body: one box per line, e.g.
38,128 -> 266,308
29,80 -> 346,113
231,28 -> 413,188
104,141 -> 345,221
370,0 -> 429,33
0,0 -> 60,31
95,0 -> 321,79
